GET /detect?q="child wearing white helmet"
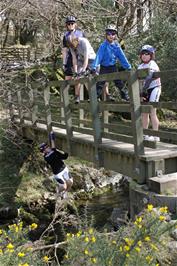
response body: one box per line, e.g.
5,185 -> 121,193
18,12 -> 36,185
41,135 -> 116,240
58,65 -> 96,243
138,45 -> 161,141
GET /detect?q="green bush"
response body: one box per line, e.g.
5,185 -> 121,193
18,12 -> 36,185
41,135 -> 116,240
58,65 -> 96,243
62,205 -> 177,266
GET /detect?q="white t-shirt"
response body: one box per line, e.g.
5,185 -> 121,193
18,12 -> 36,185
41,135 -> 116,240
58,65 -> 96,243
138,60 -> 161,89
70,37 -> 96,61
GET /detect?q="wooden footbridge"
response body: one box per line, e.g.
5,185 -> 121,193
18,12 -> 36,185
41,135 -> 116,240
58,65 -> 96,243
6,67 -> 177,199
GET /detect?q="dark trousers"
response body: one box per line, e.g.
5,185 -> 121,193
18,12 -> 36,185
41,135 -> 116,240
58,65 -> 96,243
96,65 -> 129,100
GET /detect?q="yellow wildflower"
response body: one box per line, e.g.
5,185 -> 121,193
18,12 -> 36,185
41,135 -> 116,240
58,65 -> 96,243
159,215 -> 166,221
18,263 -> 29,266
18,252 -> 25,257
159,206 -> 168,213
137,241 -> 142,247
136,216 -> 142,223
66,233 -> 71,238
76,232 -> 81,237
90,257 -> 97,263
147,204 -> 153,212
144,236 -> 151,242
7,243 -> 14,249
91,236 -> 96,243
124,245 -> 130,252
126,253 -> 130,257
138,224 -> 142,229
150,243 -> 158,251
146,255 -> 153,263
84,249 -> 89,255
112,240 -> 116,245
135,247 -> 141,252
84,236 -> 89,242
43,255 -> 50,262
156,264 -> 160,266
29,223 -> 38,230
124,238 -> 134,246
119,246 -> 123,252
0,249 -> 3,255
64,254 -> 69,259
0,229 -> 2,234
88,228 -> 94,234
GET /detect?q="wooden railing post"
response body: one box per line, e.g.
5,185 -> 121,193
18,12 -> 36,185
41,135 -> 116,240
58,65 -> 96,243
7,90 -> 14,122
127,70 -> 144,180
29,86 -> 38,126
79,84 -> 84,128
61,82 -> 73,154
44,86 -> 52,133
17,89 -> 25,135
88,79 -> 103,167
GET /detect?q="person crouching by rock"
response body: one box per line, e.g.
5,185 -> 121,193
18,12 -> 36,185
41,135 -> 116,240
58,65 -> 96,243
39,131 -> 73,199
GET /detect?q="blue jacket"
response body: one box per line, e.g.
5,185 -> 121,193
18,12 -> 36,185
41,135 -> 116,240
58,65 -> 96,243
92,40 -> 131,70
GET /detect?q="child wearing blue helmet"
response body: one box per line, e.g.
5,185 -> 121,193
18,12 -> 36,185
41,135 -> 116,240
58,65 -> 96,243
138,45 -> 161,142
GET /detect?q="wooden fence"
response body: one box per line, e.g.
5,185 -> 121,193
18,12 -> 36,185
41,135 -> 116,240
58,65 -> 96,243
6,68 -> 177,173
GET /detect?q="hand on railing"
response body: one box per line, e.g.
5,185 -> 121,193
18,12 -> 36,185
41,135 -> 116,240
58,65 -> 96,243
49,131 -> 55,141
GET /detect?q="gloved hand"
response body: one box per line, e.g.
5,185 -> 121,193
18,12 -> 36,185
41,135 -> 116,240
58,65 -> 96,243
73,72 -> 78,78
49,131 -> 55,141
90,69 -> 97,75
62,64 -> 67,72
78,71 -> 86,77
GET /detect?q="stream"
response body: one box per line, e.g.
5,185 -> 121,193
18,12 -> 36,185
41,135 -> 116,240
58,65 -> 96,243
79,187 -> 129,230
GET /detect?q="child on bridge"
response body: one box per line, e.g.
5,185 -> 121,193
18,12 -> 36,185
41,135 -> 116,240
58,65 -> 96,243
39,132 -> 73,199
138,45 -> 161,142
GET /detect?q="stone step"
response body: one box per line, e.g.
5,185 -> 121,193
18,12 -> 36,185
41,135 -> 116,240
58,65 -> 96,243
149,173 -> 177,194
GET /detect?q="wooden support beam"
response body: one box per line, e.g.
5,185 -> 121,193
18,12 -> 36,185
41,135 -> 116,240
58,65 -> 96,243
61,83 -> 73,154
88,80 -> 103,167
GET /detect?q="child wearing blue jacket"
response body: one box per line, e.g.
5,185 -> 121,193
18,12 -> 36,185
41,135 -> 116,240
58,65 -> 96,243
92,25 -> 131,101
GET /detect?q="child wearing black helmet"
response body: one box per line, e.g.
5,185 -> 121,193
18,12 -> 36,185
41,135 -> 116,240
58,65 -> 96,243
39,132 -> 73,199
138,45 -> 161,142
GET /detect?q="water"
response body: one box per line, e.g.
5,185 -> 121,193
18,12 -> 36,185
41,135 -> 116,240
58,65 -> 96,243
79,187 -> 129,230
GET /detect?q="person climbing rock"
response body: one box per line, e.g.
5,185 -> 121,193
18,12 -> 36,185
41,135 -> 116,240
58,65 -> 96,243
39,131 -> 73,199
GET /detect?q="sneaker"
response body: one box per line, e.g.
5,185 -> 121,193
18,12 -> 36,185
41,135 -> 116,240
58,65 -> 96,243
120,90 -> 130,101
148,136 -> 155,141
74,95 -> 80,104
143,135 -> 150,141
106,94 -> 115,102
154,136 -> 160,142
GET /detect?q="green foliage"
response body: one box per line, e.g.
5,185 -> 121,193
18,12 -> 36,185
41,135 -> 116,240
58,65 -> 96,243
0,221 -> 48,266
62,205 -> 177,266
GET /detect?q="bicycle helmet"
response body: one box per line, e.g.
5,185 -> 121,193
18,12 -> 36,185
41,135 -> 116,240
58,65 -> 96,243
140,45 -> 156,54
39,142 -> 48,152
105,24 -> 117,33
66,16 -> 76,23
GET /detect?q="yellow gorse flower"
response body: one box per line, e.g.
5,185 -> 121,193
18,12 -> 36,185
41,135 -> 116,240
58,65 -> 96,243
91,236 -> 96,243
159,215 -> 166,221
0,229 -> 3,234
147,204 -> 153,212
84,249 -> 89,255
7,243 -> 14,249
84,236 -> 89,242
18,252 -> 25,257
0,249 -> 3,255
43,255 -> 50,262
137,241 -> 142,247
18,263 -> 29,266
146,255 -> 153,263
90,257 -> 97,263
124,238 -> 134,246
144,236 -> 151,242
88,228 -> 94,234
29,223 -> 38,230
159,206 -> 168,213
135,247 -> 141,252
124,245 -> 130,252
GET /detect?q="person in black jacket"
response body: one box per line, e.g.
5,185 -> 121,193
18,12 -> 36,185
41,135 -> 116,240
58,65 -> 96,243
39,132 -> 73,199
